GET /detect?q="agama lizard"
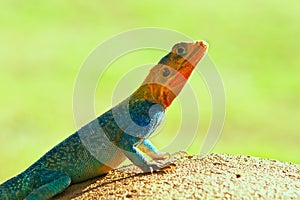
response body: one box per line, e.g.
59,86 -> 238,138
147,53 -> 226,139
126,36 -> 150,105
0,40 -> 208,200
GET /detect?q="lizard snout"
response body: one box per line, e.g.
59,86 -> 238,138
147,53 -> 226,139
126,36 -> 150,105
196,40 -> 209,50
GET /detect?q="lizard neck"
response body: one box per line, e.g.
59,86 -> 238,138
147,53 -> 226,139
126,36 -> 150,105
128,85 -> 166,128
130,84 -> 176,109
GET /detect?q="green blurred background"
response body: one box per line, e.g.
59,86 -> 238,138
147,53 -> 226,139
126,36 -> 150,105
1,0 -> 299,182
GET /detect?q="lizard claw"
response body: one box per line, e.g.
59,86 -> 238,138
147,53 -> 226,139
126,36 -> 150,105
159,163 -> 177,173
147,160 -> 174,173
171,150 -> 188,158
151,151 -> 187,173
149,151 -> 187,167
151,152 -> 171,161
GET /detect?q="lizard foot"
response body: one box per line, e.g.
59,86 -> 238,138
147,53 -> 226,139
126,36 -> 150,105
151,151 -> 187,173
150,151 -> 187,166
150,152 -> 171,164
171,150 -> 188,159
147,160 -> 174,173
158,163 -> 177,173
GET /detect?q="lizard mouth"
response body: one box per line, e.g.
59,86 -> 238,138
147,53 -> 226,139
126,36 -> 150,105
186,40 -> 208,67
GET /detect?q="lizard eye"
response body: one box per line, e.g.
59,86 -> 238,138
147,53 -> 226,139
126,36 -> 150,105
162,68 -> 170,77
176,46 -> 187,56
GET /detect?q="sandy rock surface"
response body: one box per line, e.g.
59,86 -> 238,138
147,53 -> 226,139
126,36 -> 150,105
51,154 -> 300,199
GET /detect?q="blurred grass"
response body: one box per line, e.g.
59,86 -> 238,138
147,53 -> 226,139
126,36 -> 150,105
0,0 -> 299,182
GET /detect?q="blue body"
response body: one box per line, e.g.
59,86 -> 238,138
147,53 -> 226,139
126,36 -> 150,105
0,97 -> 165,200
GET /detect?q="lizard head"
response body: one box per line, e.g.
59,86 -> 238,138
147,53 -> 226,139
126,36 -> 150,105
136,40 -> 208,108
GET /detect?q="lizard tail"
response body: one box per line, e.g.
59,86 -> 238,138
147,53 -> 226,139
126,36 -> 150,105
0,171 -> 32,200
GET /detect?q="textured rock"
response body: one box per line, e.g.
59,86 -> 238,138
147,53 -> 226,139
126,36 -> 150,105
52,154 -> 300,199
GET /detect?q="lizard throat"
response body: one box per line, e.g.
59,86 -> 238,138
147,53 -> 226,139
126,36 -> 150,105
131,84 -> 177,109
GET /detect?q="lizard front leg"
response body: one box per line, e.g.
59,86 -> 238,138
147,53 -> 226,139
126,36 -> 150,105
138,139 -> 187,167
138,139 -> 171,161
119,134 -> 170,173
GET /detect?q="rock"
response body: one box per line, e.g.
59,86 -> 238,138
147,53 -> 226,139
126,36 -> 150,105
51,154 -> 300,199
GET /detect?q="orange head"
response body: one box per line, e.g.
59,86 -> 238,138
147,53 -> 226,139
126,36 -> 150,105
132,40 -> 208,108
